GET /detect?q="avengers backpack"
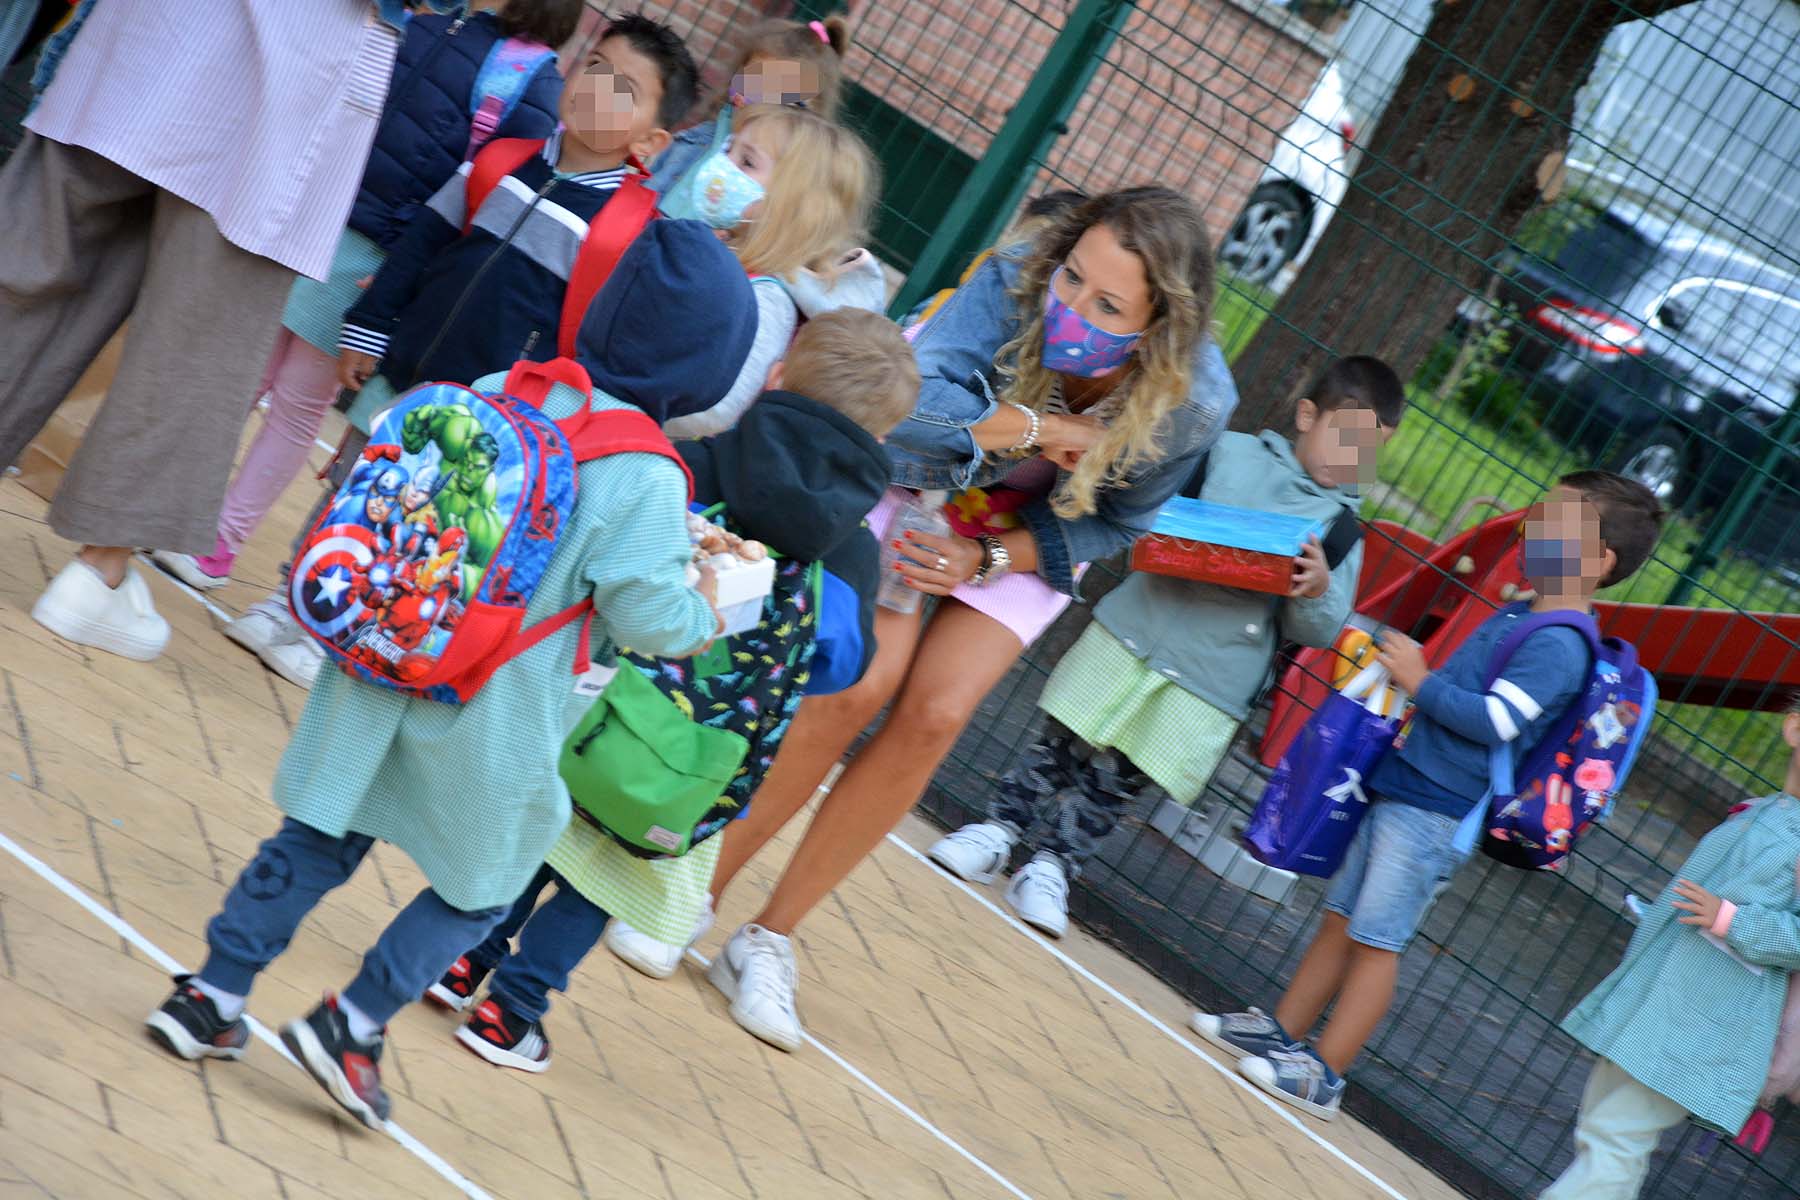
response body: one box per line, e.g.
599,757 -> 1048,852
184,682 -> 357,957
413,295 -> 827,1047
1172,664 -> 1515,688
1452,611 -> 1657,871
289,358 -> 690,703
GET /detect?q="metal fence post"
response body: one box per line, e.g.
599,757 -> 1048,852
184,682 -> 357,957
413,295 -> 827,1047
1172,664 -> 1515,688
886,0 -> 1134,320
1664,403 -> 1800,608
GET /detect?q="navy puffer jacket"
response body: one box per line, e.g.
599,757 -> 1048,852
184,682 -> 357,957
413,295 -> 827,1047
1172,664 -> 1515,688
348,9 -> 562,249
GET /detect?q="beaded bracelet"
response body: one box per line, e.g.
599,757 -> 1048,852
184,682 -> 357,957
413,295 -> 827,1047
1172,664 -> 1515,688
1006,402 -> 1041,453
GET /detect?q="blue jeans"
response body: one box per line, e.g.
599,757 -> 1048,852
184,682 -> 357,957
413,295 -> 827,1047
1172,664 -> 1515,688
1323,798 -> 1469,952
470,865 -> 610,1023
200,818 -> 509,1026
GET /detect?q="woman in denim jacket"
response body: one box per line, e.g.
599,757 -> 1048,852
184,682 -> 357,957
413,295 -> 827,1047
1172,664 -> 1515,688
692,188 -> 1240,1050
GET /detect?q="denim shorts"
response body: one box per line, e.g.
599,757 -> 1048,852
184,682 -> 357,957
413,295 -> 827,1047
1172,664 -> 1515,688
1323,798 -> 1470,952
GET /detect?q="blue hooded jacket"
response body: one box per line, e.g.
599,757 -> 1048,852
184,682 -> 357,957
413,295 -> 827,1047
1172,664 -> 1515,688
348,10 -> 562,249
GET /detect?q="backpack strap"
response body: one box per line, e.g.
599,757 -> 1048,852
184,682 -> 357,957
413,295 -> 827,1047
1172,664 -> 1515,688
558,174 -> 658,358
464,136 -> 546,233
1480,610 -> 1602,689
502,357 -> 697,500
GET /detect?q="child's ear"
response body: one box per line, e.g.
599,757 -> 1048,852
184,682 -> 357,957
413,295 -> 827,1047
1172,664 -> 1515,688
1784,710 -> 1800,751
765,361 -> 785,391
1294,397 -> 1319,435
632,126 -> 674,166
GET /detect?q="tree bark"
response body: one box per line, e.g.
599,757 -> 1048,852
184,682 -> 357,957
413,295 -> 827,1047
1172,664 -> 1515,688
1229,0 -> 1696,431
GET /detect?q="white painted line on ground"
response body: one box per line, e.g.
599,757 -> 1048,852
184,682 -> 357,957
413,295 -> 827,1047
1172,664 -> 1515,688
141,549 -> 1027,1198
685,948 -> 1034,1200
134,552 -> 235,624
0,829 -> 495,1200
882,831 -> 1413,1200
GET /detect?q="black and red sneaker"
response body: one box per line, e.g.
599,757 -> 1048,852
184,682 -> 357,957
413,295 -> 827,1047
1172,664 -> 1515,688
279,995 -> 391,1130
144,974 -> 250,1061
423,955 -> 490,1013
455,997 -> 551,1073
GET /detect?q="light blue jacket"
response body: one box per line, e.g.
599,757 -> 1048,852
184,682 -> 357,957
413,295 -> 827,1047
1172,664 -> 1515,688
1091,431 -> 1359,719
1563,793 -> 1800,1133
888,244 -> 1238,595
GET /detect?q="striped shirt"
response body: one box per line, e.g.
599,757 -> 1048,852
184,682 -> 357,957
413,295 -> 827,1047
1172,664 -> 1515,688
26,1 -> 401,279
338,144 -> 626,364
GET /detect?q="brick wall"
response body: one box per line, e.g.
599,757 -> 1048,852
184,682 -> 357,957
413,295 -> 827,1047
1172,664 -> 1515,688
611,0 -> 1325,243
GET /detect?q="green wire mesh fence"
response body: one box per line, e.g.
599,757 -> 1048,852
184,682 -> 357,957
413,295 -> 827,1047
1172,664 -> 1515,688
629,2 -> 1800,1196
8,1 -> 1799,1194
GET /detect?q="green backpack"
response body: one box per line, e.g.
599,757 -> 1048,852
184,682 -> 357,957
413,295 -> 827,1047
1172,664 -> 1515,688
558,663 -> 749,857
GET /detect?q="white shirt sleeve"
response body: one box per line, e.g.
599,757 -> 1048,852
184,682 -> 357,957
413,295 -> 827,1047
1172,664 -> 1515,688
662,281 -> 800,439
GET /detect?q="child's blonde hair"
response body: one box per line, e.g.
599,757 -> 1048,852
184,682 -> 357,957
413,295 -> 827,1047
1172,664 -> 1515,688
781,309 -> 918,439
709,16 -> 850,119
727,104 -> 877,282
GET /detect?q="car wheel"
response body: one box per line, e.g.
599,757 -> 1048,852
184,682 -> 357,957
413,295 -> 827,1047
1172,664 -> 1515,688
1608,423 -> 1692,509
1219,183 -> 1309,286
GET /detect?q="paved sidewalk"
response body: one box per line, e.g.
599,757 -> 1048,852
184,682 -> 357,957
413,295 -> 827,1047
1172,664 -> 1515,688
0,428 -> 1461,1200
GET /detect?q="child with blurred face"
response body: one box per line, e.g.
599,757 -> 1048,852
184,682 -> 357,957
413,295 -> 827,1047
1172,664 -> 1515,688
559,23 -> 685,172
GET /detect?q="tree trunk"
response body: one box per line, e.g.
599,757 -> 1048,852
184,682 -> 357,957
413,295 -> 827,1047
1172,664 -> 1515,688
1229,0 -> 1694,430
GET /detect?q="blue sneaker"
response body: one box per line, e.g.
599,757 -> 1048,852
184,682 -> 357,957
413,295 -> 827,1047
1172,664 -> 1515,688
1188,1008 -> 1295,1060
1239,1046 -> 1344,1120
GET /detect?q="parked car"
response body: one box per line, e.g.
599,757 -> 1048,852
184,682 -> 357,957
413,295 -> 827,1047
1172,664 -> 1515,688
1216,64 -> 1354,286
1469,198 -> 1800,515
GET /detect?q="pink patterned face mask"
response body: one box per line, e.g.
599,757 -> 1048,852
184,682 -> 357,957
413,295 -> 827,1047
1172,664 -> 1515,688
1041,266 -> 1143,377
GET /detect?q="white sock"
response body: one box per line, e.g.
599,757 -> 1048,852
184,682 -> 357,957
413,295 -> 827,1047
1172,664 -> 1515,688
192,977 -> 246,1021
338,994 -> 382,1042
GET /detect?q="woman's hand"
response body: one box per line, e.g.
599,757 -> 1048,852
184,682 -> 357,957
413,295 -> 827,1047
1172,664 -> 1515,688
1375,629 -> 1430,694
1036,412 -> 1104,467
892,529 -> 983,596
1289,537 -> 1329,599
1671,879 -> 1724,929
338,349 -> 378,392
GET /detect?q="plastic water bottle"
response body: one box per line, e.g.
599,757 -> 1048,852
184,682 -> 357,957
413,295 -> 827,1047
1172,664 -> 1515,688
877,490 -> 951,614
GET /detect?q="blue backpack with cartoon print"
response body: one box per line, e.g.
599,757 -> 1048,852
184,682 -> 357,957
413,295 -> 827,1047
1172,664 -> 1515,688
1454,611 -> 1657,872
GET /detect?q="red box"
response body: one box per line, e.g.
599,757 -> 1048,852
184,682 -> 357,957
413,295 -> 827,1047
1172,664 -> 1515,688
1130,536 -> 1295,594
1129,497 -> 1324,594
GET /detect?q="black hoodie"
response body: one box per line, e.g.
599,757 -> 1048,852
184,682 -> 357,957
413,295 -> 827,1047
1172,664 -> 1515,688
676,389 -> 891,686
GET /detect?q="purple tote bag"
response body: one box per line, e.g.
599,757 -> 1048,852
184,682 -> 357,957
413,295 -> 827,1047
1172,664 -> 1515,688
1244,665 -> 1404,878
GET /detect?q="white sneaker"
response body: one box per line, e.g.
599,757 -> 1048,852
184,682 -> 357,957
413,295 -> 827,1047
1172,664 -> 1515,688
1004,852 -> 1069,938
605,898 -> 714,980
926,821 -> 1017,885
32,562 -> 170,661
260,635 -> 324,688
223,593 -> 291,655
149,549 -> 230,591
707,924 -> 803,1052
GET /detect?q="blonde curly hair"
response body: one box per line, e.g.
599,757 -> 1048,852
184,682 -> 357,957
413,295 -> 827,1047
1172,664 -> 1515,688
992,187 -> 1215,519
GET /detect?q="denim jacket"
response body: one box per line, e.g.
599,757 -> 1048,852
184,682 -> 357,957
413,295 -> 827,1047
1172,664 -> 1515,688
887,244 -> 1239,595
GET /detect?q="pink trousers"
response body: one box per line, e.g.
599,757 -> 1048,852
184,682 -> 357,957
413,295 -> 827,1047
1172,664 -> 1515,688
216,329 -> 340,554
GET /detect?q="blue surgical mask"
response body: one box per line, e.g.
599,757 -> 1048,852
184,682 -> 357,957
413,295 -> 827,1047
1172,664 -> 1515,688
1521,537 -> 1583,582
659,147 -> 765,230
